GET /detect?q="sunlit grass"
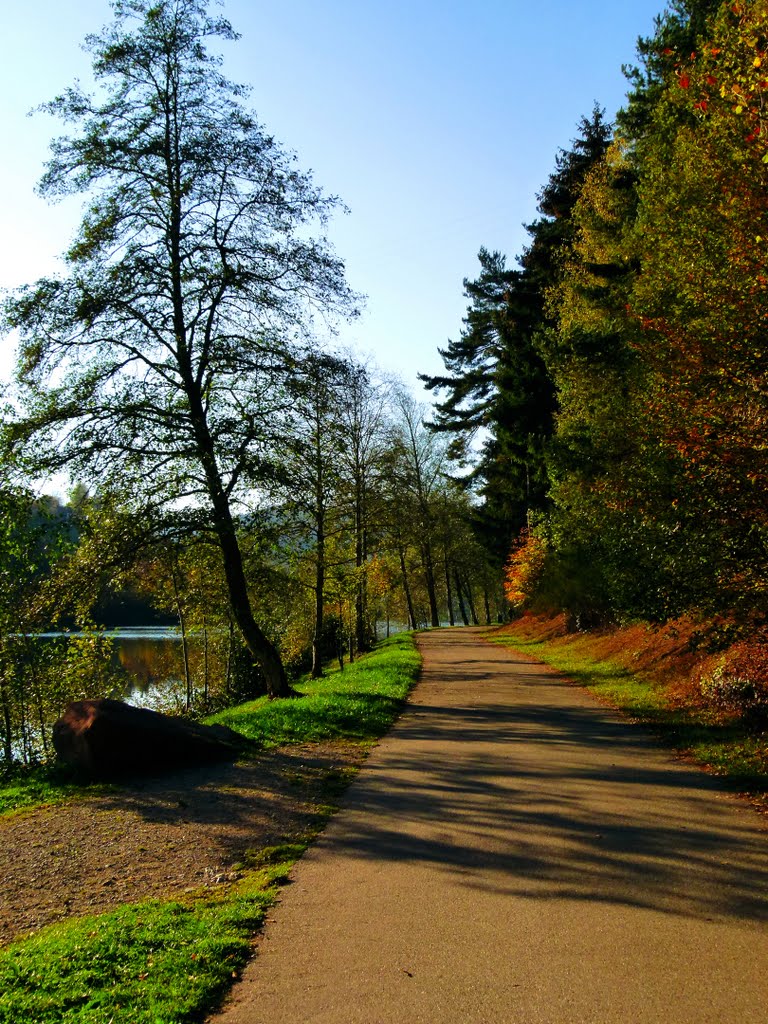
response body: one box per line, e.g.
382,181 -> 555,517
207,632 -> 421,746
0,633 -> 421,819
0,863 -> 286,1024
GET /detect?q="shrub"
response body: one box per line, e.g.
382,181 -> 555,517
699,661 -> 768,724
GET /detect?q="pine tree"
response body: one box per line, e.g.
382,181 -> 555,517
421,109 -> 612,562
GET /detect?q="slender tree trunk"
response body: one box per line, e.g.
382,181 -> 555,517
311,460 -> 325,679
337,600 -> 345,671
464,576 -> 479,626
202,614 -> 209,710
444,550 -> 455,626
398,545 -> 417,630
422,539 -> 440,628
35,683 -> 49,758
170,561 -> 192,711
19,673 -> 29,764
354,480 -> 370,653
312,549 -> 325,679
0,675 -> 14,765
483,587 -> 492,626
453,569 -> 470,626
225,618 -> 235,699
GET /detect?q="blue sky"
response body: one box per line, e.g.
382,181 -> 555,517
0,0 -> 665,392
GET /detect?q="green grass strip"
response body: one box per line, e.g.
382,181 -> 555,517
0,633 -> 421,817
207,632 -> 421,746
488,630 -> 768,793
0,762 -> 109,818
0,868 -> 283,1024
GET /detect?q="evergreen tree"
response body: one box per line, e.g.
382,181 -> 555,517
422,108 -> 612,562
618,0 -> 721,145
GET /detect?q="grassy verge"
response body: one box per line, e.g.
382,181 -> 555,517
207,632 -> 421,745
0,848 -> 295,1024
488,627 -> 768,795
0,632 -> 421,819
0,633 -> 422,1023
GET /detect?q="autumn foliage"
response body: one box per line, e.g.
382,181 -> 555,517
503,529 -> 546,608
484,4 -> 768,711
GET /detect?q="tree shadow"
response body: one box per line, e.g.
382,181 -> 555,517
314,642 -> 768,926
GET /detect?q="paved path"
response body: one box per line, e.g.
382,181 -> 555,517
212,627 -> 768,1024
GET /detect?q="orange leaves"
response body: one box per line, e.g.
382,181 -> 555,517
503,529 -> 546,608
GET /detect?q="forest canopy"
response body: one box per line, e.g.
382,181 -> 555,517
4,0 -> 768,767
425,0 -> 768,640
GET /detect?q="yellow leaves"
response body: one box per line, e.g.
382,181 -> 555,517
754,56 -> 763,68
503,530 -> 546,608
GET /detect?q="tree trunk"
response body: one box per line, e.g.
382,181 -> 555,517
170,559 -> 192,711
202,614 -> 209,710
224,618 -> 235,699
354,480 -> 371,654
186,385 -> 291,698
216,522 -> 291,697
444,550 -> 455,626
422,539 -> 440,628
0,676 -> 13,765
311,459 -> 325,679
464,576 -> 479,626
312,552 -> 325,679
398,545 -> 417,630
453,568 -> 470,626
483,587 -> 492,626
337,600 -> 345,671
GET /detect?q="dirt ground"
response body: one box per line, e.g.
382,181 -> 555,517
0,742 -> 366,946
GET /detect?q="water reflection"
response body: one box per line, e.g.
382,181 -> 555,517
39,622 -> 410,713
114,629 -> 187,709
36,628 -> 194,710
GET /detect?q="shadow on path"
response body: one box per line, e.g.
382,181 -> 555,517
318,629 -> 768,925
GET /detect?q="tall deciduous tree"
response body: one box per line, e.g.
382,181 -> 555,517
385,394 -> 450,628
278,352 -> 352,678
337,363 -> 390,653
2,0 -> 357,696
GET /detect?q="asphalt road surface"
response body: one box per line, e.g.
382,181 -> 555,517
211,626 -> 768,1024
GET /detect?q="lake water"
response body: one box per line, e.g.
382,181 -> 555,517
109,627 -> 189,709
36,627 -> 192,710
37,620 -> 412,712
